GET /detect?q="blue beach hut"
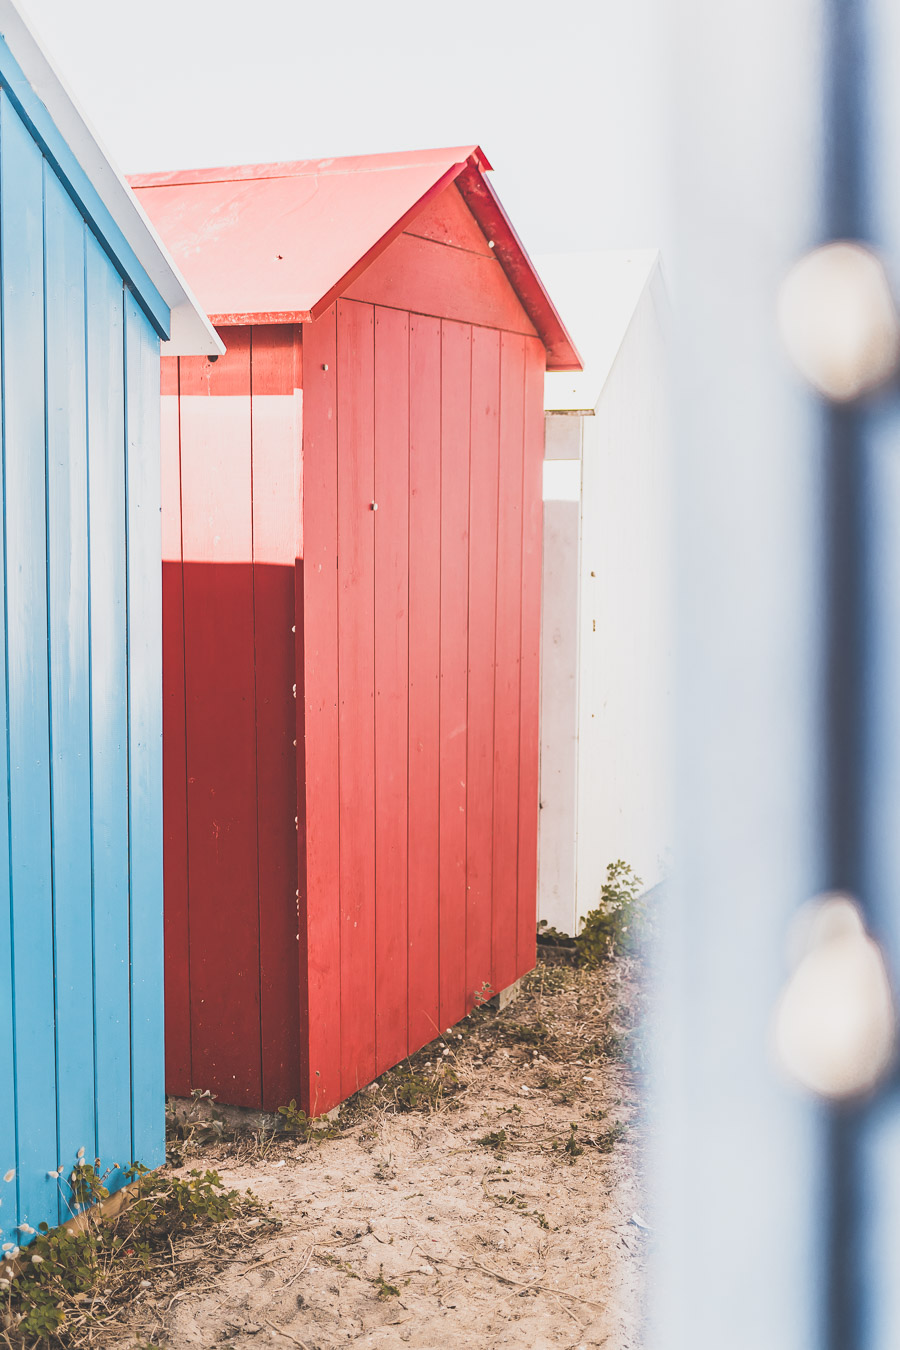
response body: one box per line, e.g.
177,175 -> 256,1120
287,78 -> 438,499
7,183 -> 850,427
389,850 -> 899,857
0,0 -> 221,1248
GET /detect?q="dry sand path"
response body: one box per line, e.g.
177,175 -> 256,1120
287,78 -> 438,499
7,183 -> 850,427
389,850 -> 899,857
123,959 -> 648,1350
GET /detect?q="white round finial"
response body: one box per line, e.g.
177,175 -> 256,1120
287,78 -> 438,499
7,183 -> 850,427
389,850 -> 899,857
773,893 -> 897,1099
777,242 -> 900,401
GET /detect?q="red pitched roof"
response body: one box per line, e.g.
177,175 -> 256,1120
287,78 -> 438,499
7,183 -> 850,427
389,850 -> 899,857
129,145 -> 581,371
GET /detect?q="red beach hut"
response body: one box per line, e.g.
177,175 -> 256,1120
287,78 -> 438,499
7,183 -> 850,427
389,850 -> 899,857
131,146 -> 580,1117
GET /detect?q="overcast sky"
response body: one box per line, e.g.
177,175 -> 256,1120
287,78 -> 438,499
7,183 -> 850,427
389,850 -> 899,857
18,0 -> 664,258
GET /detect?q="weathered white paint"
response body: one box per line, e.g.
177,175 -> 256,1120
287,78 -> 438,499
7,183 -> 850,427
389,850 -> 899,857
542,458 -> 581,501
537,250 -> 671,934
539,494 -> 581,933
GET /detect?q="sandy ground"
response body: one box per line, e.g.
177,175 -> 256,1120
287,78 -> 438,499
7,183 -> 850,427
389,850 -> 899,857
122,958 -> 648,1350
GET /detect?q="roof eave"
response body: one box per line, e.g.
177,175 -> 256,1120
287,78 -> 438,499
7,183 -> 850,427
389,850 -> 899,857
454,159 -> 583,372
0,0 -> 222,356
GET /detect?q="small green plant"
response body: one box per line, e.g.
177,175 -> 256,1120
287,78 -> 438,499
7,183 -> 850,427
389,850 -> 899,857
501,1020 -> 550,1047
548,1123 -> 584,1163
276,1099 -> 341,1142
383,1061 -> 462,1114
476,1128 -> 508,1154
372,1265 -> 400,1299
593,1121 -> 627,1153
523,964 -> 568,996
564,1124 -> 584,1159
319,1251 -> 360,1279
373,1156 -> 396,1182
574,861 -> 646,965
535,921 -> 574,947
165,1088 -> 227,1163
68,1161 -> 111,1210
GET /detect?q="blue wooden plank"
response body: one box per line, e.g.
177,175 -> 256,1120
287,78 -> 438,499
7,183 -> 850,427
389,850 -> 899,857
85,231 -> 131,1193
0,117 -> 15,1253
0,90 -> 58,1235
124,294 -> 164,1170
43,162 -> 95,1223
0,34 -> 170,341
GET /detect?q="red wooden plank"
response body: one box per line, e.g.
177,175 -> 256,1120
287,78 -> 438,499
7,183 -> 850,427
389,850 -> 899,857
294,556 -> 308,1097
336,299 -> 377,1097
344,233 -> 538,338
179,330 -> 261,1105
250,325 -> 302,1111
160,357 -> 191,1097
465,326 -> 501,1008
405,183 -> 494,257
517,338 -> 547,976
408,314 -> 443,1049
492,333 -> 526,995
374,306 -> 410,1075
299,306 -> 341,1115
438,320 -> 471,1031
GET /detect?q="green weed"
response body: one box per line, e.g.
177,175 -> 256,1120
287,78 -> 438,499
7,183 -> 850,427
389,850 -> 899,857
276,1099 -> 341,1142
382,1061 -> 463,1113
0,1159 -> 270,1346
476,1129 -> 508,1154
372,1265 -> 400,1299
574,861 -> 645,965
592,1121 -> 628,1153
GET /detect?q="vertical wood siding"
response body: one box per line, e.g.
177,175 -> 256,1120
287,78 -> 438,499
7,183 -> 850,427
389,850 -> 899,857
437,319 -> 471,1034
0,89 -> 164,1243
373,307 -> 410,1077
407,314 -> 442,1054
162,221 -> 546,1119
161,326 -> 302,1110
298,313 -> 341,1115
302,299 -> 545,1114
251,327 -> 302,1112
160,360 -> 191,1098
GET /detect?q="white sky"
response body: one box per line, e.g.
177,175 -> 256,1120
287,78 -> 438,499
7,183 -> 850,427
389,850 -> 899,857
17,0 -> 664,257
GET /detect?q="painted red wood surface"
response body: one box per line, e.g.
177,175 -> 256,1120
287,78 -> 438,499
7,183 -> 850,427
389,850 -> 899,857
299,308 -> 342,1116
161,178 -> 551,1117
405,184 -> 494,256
179,333 -> 262,1105
374,306 -> 410,1076
517,339 -> 547,974
250,325 -> 302,1111
492,332 -> 526,995
160,359 -> 191,1097
345,233 -> 538,339
438,320 -> 471,1032
336,299 -> 377,1099
465,326 -> 501,1006
407,314 -> 443,1051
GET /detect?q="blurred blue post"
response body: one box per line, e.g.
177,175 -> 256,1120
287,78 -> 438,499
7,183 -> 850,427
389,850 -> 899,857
660,0 -> 900,1345
658,1 -> 825,1347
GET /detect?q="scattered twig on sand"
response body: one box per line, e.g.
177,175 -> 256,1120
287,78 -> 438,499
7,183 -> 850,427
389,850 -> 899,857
239,1248 -> 293,1277
432,1252 -> 606,1310
264,1318 -> 313,1349
282,1245 -> 315,1288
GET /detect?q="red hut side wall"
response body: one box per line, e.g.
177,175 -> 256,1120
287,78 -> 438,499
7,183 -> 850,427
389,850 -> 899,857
300,186 -> 546,1115
161,327 -> 303,1110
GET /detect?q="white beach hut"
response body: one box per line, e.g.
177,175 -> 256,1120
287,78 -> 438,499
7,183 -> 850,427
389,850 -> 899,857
537,250 -> 671,934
